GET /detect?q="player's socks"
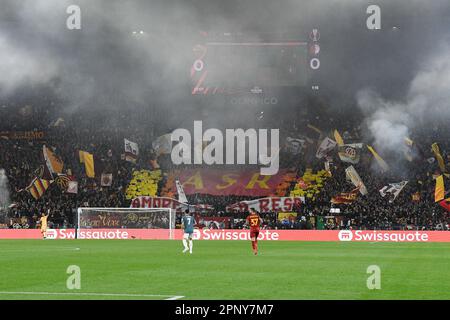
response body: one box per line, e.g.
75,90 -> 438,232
251,241 -> 255,252
255,242 -> 258,255
182,239 -> 188,252
189,240 -> 193,253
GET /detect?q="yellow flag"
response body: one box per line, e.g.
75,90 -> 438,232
79,150 -> 85,163
367,145 -> 389,172
333,130 -> 344,146
403,137 -> 414,162
435,175 -> 445,202
431,143 -> 446,173
404,137 -> 413,146
307,124 -> 322,135
79,151 -> 95,178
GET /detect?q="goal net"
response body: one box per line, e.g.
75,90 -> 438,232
76,207 -> 176,239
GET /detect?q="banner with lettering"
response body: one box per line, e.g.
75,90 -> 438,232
226,196 -> 305,213
130,196 -> 215,212
170,168 -> 288,196
0,131 -> 45,140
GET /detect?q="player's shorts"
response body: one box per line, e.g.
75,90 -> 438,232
183,232 -> 193,239
250,230 -> 259,239
41,226 -> 47,232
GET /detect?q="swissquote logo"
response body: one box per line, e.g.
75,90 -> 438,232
44,229 -> 130,240
338,230 -> 353,241
338,230 -> 430,242
46,229 -> 57,239
192,229 -> 201,240
193,229 -> 280,241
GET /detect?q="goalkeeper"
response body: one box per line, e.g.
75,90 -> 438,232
39,210 -> 50,239
181,209 -> 196,254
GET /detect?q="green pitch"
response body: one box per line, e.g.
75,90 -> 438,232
0,240 -> 449,300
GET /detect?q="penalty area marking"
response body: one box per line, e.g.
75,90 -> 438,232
0,291 -> 184,300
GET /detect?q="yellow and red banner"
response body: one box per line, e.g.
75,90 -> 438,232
331,187 -> 359,204
435,175 -> 445,202
26,177 -> 51,199
170,168 -> 289,196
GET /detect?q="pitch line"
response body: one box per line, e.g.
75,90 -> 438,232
165,295 -> 185,300
0,291 -> 184,300
0,247 -> 81,252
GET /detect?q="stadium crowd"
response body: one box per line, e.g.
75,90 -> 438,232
0,92 -> 449,231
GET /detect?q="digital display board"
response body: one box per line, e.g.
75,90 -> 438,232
191,31 -> 320,95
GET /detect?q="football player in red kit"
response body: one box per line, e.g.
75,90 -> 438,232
246,208 -> 262,255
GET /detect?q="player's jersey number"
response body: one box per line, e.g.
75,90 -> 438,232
250,218 -> 259,227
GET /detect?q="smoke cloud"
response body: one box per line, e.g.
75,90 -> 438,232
0,0 -> 449,131
357,42 -> 450,167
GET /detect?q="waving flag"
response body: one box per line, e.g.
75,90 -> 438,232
338,143 -> 363,164
101,173 -> 113,187
124,138 -> 139,163
345,165 -> 368,195
79,150 -> 95,178
175,179 -> 188,204
285,137 -> 306,155
379,181 -> 408,203
316,137 -> 337,159
67,181 -> 78,194
431,143 -> 447,173
403,137 -> 414,162
367,145 -> 389,172
331,187 -> 360,204
43,145 -> 64,177
435,175 -> 445,202
26,177 -> 51,200
412,192 -> 421,202
439,198 -> 450,212
333,130 -> 344,146
306,124 -> 323,140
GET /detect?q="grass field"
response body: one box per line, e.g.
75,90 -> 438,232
0,240 -> 449,300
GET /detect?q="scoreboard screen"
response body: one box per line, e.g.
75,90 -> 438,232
191,31 -> 320,95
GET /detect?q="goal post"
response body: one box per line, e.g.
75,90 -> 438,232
76,207 -> 176,239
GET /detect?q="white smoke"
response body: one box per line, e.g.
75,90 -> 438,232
357,43 -> 450,162
0,34 -> 58,95
0,169 -> 11,211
